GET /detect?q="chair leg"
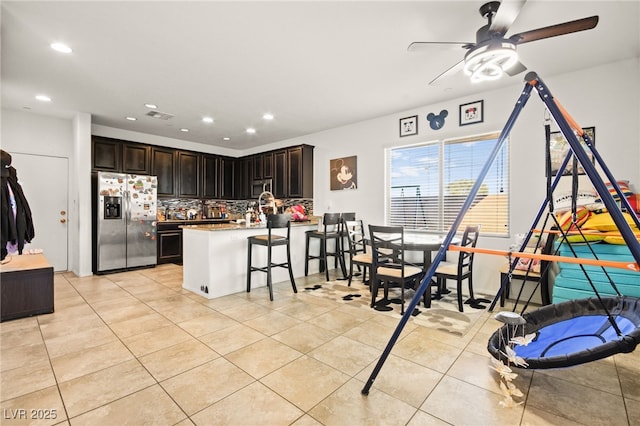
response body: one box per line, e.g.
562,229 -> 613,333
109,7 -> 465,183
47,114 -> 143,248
287,242 -> 297,294
370,277 -> 379,308
347,256 -> 354,287
337,239 -> 347,279
468,275 -> 475,301
435,277 -> 444,299
457,279 -> 464,312
267,246 -> 274,301
323,239 -> 330,281
304,234 -> 310,276
423,280 -> 432,308
246,241 -> 252,293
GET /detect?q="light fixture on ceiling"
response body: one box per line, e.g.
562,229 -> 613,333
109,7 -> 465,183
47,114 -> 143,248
463,40 -> 518,83
125,116 -> 137,121
202,117 -> 214,123
144,103 -> 158,109
262,113 -> 274,120
223,137 -> 231,141
246,128 -> 256,134
35,94 -> 51,102
50,42 -> 72,54
180,128 -> 189,132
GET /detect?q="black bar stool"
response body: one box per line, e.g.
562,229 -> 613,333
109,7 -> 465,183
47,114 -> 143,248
304,212 -> 345,281
247,214 -> 297,301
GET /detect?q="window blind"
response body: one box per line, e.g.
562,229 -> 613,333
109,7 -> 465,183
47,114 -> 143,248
387,132 -> 509,236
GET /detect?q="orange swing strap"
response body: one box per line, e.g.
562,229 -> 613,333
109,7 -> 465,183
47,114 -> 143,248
448,244 -> 640,272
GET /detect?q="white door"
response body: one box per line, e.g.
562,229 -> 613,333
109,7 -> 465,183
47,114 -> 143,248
10,153 -> 69,271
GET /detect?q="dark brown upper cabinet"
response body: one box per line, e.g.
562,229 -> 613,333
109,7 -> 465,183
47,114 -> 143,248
287,145 -> 314,198
272,146 -> 313,198
151,147 -> 176,197
273,150 -> 287,198
177,151 -> 200,198
263,152 -> 273,178
252,154 -> 263,180
92,136 -> 121,172
201,154 -> 220,199
92,135 -> 313,201
220,157 -> 235,199
122,143 -> 150,175
234,157 -> 249,200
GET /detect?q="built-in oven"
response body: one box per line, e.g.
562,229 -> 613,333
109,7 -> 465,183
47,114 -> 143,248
251,179 -> 272,198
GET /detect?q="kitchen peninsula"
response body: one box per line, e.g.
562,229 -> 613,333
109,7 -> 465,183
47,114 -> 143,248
181,218 -> 319,299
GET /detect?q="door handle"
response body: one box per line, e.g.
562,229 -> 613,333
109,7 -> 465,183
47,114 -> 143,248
60,218 -> 67,223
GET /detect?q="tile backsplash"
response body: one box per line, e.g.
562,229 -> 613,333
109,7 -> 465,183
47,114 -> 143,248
158,198 -> 313,220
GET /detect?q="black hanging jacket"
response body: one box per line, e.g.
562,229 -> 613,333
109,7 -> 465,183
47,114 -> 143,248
1,164 -> 35,260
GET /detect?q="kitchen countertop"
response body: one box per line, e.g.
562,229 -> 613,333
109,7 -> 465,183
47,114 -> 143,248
159,218 -> 233,224
181,217 -> 319,231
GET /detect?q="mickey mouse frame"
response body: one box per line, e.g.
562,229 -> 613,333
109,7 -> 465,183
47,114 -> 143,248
459,100 -> 484,126
399,115 -> 418,137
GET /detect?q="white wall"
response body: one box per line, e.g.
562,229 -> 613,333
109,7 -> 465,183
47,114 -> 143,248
1,109 -> 75,270
2,57 -> 639,291
2,109 -> 73,157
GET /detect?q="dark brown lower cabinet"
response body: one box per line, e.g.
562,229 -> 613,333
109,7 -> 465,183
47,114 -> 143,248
157,223 -> 183,264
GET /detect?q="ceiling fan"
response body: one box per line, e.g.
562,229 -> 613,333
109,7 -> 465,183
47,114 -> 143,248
409,0 -> 599,85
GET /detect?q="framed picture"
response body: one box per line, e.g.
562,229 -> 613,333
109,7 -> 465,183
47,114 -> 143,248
459,100 -> 484,126
330,156 -> 357,190
399,115 -> 418,137
549,127 -> 595,176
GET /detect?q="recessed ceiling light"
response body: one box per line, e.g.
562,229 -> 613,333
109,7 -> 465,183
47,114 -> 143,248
263,113 -> 274,120
50,42 -> 72,54
144,103 -> 157,109
180,128 -> 189,132
35,94 -> 51,102
202,117 -> 214,123
246,128 -> 256,134
125,116 -> 137,121
223,137 -> 231,141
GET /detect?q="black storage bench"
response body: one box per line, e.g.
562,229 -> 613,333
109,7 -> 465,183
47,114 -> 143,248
1,254 -> 54,322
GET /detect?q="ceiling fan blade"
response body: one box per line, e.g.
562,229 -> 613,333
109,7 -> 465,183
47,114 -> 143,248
408,41 -> 472,52
428,60 -> 464,86
505,60 -> 527,77
509,15 -> 599,45
489,0 -> 527,35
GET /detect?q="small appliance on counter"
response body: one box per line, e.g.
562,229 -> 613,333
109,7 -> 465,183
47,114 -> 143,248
94,172 -> 158,273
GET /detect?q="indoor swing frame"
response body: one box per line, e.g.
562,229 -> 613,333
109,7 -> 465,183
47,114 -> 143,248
362,71 -> 640,395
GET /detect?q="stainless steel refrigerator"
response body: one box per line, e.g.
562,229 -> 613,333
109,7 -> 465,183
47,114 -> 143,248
96,172 -> 158,273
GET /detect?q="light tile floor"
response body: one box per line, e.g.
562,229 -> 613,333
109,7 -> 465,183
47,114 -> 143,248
1,263 -> 639,425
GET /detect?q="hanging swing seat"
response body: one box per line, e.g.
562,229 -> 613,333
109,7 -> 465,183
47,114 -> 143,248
488,296 -> 640,369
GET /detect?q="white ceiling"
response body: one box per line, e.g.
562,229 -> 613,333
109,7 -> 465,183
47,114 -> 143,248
2,1 -> 639,151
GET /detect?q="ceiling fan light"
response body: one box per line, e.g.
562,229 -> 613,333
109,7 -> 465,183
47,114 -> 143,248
470,63 -> 503,83
463,42 -> 518,82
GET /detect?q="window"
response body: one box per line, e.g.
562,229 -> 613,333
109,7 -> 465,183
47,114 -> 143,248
387,132 -> 509,236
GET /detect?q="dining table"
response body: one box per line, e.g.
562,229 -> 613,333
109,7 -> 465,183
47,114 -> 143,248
403,231 -> 461,270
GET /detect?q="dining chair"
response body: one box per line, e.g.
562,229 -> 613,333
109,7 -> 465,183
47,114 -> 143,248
368,225 -> 424,314
341,218 -> 371,286
433,225 -> 480,312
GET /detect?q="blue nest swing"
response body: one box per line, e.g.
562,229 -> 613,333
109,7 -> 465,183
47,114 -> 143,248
488,296 -> 640,369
